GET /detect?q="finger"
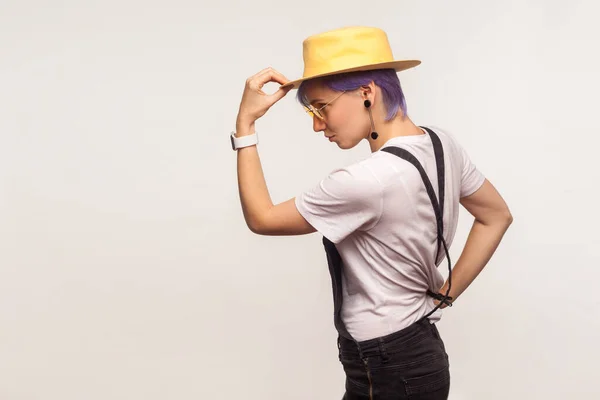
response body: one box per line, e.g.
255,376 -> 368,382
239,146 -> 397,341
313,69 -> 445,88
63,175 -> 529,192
268,84 -> 292,103
268,68 -> 290,86
254,66 -> 285,78
246,67 -> 271,87
254,68 -> 290,88
248,67 -> 271,81
247,68 -> 272,90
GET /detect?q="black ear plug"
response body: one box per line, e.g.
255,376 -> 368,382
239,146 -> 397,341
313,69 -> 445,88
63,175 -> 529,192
364,99 -> 371,108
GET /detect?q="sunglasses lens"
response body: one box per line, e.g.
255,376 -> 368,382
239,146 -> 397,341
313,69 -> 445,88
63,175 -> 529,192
304,106 -> 324,120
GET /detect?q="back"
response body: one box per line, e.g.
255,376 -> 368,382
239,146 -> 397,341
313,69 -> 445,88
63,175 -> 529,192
295,126 -> 485,341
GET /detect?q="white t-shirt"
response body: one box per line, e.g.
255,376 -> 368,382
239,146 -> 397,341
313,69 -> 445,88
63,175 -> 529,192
295,126 -> 486,341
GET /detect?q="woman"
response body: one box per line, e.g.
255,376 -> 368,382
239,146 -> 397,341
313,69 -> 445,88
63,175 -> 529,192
232,26 -> 512,400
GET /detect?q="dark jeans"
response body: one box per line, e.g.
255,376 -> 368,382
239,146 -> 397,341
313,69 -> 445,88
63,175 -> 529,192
338,318 -> 450,400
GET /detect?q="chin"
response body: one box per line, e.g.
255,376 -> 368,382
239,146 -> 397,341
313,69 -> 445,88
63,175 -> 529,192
333,139 -> 346,149
336,139 -> 360,150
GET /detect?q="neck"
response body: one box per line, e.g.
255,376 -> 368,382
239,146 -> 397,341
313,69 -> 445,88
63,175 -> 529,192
368,114 -> 424,152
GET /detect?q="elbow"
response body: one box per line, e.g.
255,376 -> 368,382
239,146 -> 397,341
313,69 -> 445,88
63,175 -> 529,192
245,207 -> 273,235
247,220 -> 262,235
248,223 -> 264,235
246,216 -> 267,235
476,209 -> 513,229
505,211 -> 514,226
497,210 -> 514,229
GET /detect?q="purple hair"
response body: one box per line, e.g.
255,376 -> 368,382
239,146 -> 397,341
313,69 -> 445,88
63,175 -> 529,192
296,69 -> 408,121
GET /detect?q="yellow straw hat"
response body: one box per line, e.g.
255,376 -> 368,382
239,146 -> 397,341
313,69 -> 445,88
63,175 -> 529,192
282,26 -> 421,90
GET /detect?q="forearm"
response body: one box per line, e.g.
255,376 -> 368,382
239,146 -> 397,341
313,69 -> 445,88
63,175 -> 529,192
235,121 -> 273,232
438,217 -> 512,306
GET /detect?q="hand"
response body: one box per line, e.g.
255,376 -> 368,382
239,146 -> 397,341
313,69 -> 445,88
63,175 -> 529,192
433,299 -> 448,309
236,67 -> 292,130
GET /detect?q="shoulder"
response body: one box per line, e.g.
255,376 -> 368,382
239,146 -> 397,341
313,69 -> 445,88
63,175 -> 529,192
422,125 -> 467,153
421,125 -> 458,146
319,159 -> 384,200
295,158 -> 385,243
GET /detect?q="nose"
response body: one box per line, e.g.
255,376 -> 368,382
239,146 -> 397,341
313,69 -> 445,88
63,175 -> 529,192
312,115 -> 326,133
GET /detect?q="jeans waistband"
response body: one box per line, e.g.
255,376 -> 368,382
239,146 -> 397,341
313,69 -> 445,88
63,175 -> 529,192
338,318 -> 434,360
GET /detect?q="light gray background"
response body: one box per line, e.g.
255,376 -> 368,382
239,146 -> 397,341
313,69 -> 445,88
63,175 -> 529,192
1,0 -> 599,399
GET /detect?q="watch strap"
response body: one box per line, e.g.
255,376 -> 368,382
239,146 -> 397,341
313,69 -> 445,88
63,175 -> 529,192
230,131 -> 258,150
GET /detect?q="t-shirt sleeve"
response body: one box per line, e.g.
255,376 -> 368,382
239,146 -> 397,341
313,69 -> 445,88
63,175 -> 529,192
295,164 -> 383,244
458,140 -> 486,198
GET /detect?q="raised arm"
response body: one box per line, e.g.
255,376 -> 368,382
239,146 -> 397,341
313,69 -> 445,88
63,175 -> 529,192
234,67 -> 316,237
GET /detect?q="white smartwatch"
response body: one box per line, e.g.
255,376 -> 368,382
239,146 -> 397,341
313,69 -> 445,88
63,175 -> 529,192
230,131 -> 259,150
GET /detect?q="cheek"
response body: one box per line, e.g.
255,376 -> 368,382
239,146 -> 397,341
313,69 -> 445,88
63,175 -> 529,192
329,108 -> 367,136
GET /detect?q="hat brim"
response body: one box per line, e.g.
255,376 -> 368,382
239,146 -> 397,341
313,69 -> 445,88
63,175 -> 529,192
280,59 -> 421,90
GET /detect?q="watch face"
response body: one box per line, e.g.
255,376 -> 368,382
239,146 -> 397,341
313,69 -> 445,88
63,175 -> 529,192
230,134 -> 236,150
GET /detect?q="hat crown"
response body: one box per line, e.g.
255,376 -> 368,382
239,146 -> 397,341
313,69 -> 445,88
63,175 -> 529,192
281,26 -> 420,89
302,26 -> 395,78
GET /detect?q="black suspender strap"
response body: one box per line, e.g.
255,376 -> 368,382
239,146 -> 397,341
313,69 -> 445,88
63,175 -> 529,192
422,126 -> 446,266
380,127 -> 453,315
423,127 -> 445,223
